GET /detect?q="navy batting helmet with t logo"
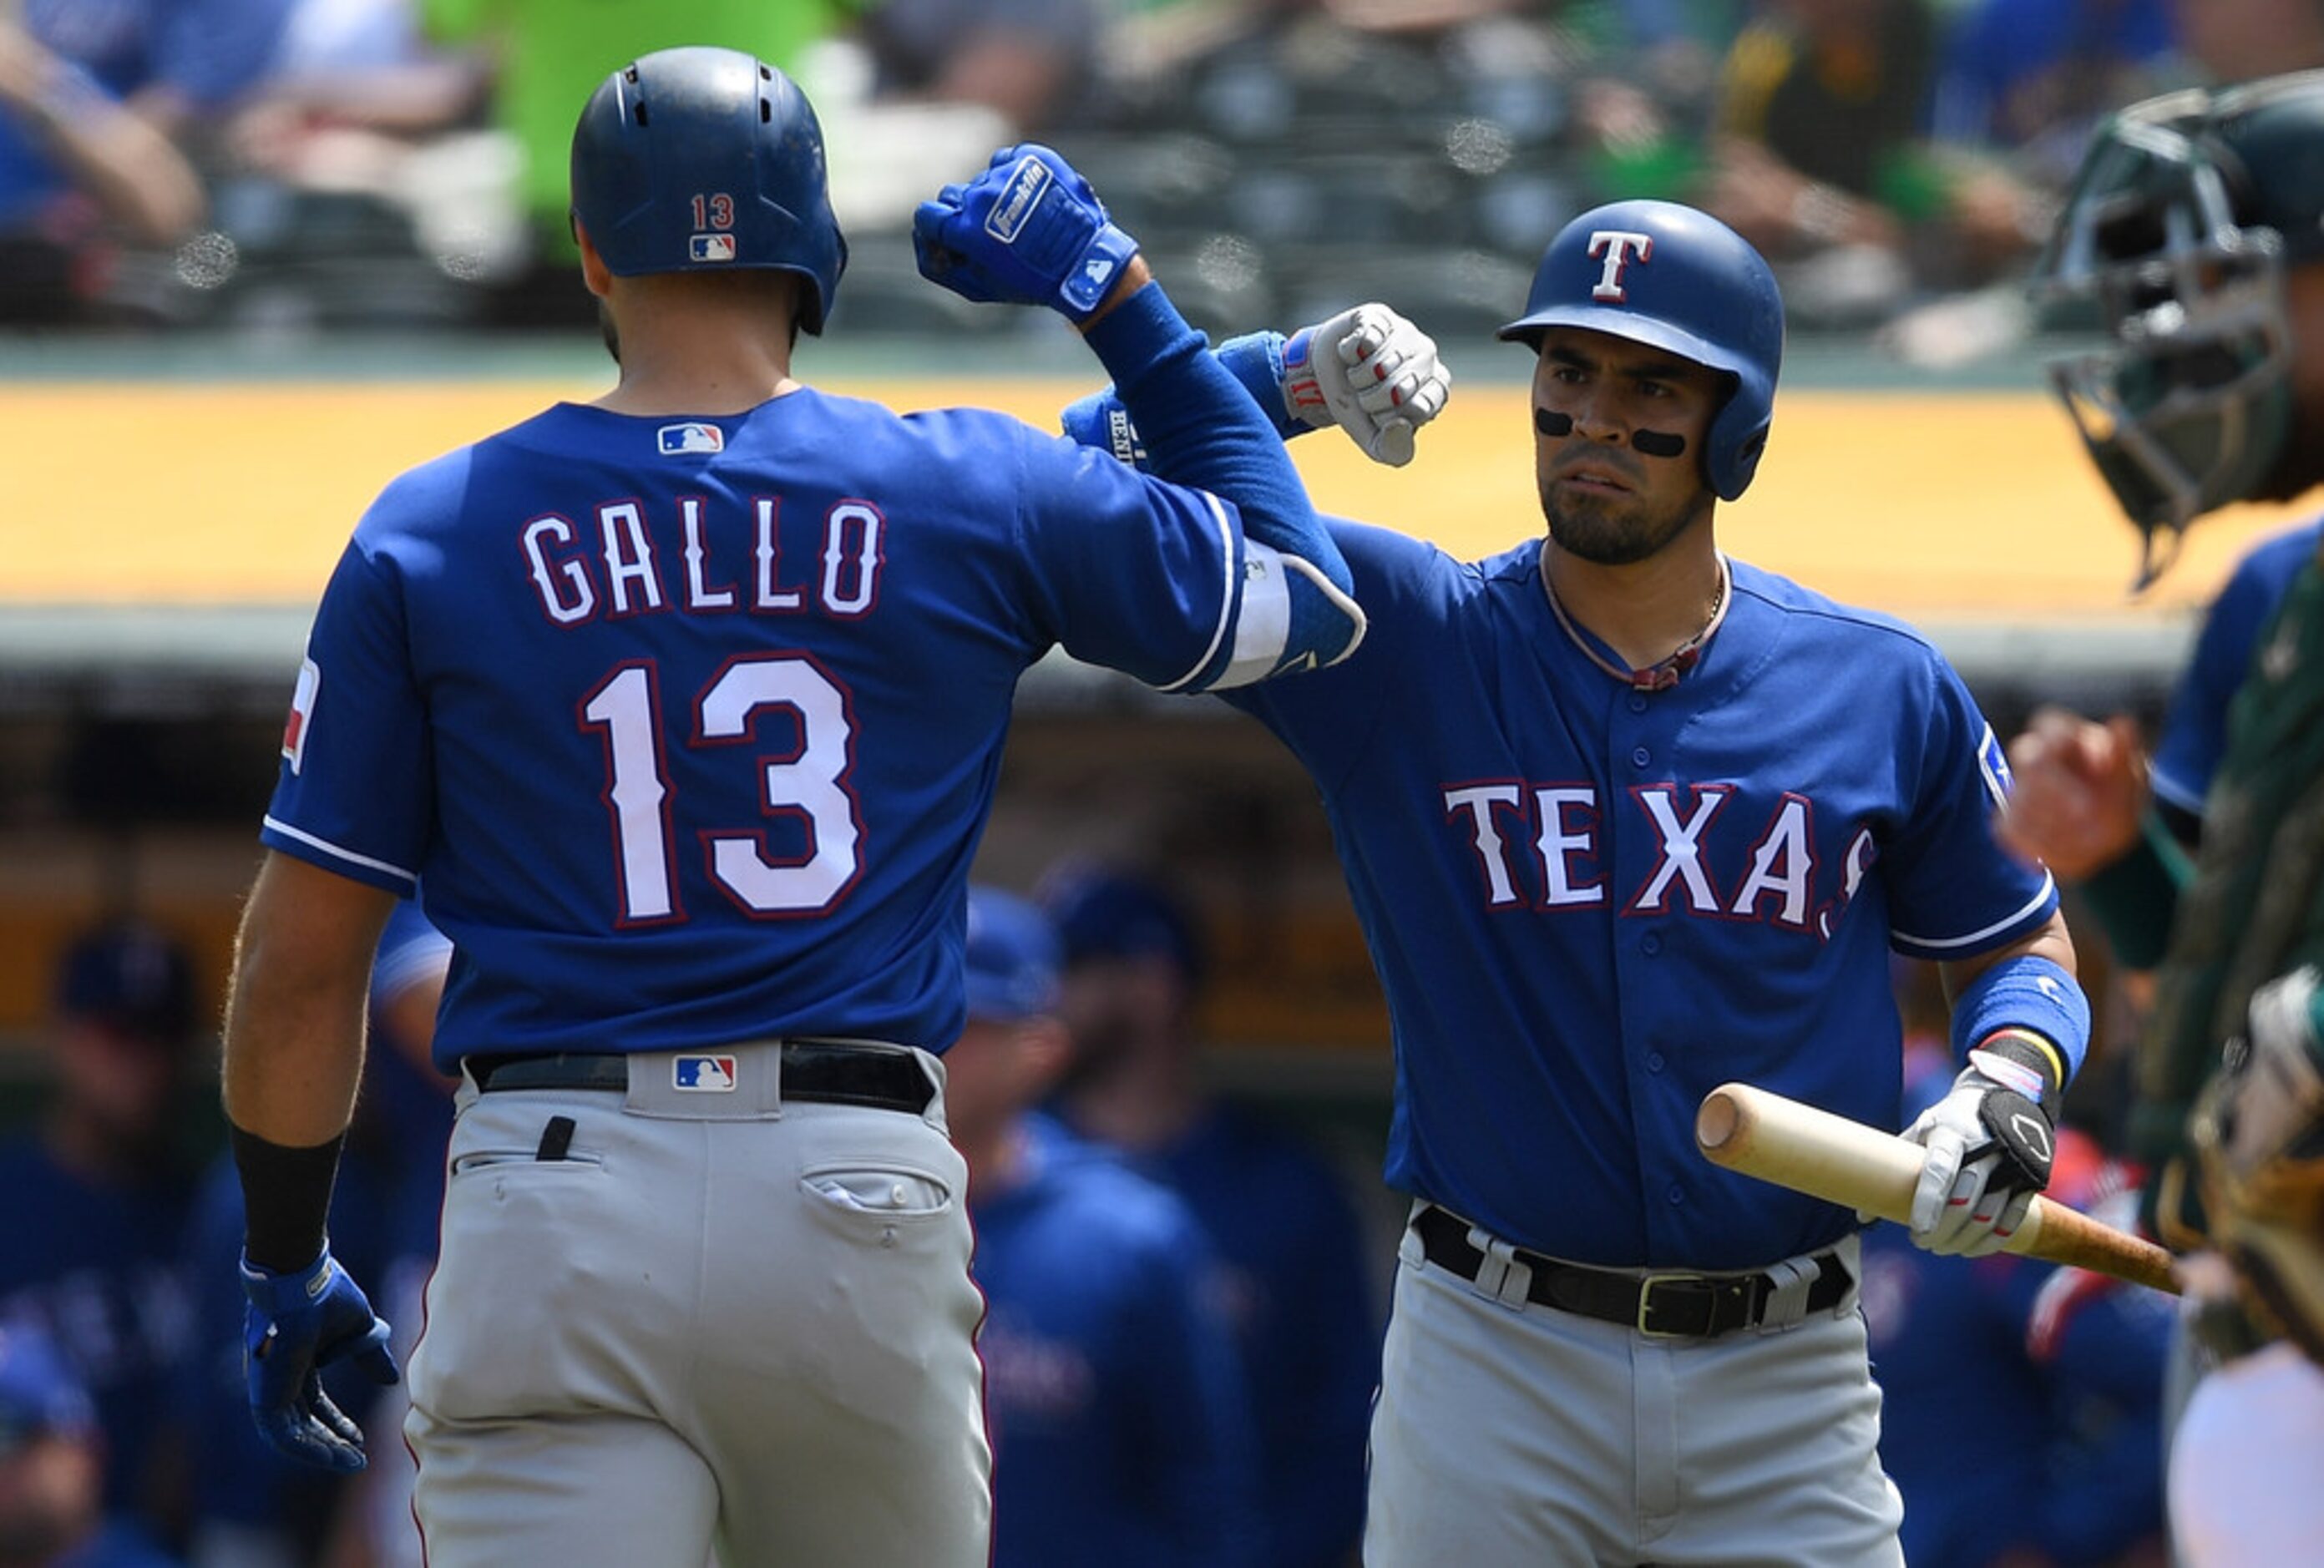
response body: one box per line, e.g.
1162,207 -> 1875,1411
1499,200 -> 1785,500
570,46 -> 848,334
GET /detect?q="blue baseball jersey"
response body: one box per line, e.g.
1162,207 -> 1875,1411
1225,524 -> 2056,1270
0,1137 -> 193,1515
1135,1107 -> 1375,1568
971,1115 -> 1262,1568
265,387 -> 1281,1069
2150,516 -> 2324,817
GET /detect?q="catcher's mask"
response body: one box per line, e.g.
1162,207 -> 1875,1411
2029,72 -> 2324,587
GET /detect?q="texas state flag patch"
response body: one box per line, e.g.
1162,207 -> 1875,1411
657,422 -> 723,456
673,1055 -> 738,1092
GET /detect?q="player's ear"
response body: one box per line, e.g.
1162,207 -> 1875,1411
574,220 -> 615,300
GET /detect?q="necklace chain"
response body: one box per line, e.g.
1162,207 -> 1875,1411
1542,554 -> 1731,693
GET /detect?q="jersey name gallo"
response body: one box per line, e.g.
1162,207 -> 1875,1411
520,493 -> 886,625
1442,780 -> 1877,940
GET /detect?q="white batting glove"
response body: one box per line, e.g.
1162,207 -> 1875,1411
1279,303 -> 1451,468
1899,1038 -> 2060,1257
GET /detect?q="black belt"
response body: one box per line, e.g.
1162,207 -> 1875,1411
466,1040 -> 934,1115
1413,1204 -> 1851,1340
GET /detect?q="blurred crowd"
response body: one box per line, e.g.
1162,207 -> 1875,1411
4,0 -> 2320,344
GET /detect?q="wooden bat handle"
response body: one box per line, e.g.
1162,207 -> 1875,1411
1695,1082 -> 2181,1296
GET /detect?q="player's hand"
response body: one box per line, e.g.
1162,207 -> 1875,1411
1994,707 -> 2149,879
1280,303 -> 1452,468
913,144 -> 1141,323
240,1245 -> 399,1472
1898,1035 -> 2061,1257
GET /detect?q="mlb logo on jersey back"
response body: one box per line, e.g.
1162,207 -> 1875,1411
674,1055 -> 739,1092
657,422 -> 724,456
690,234 -> 736,263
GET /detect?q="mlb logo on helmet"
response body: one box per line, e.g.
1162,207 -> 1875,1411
674,1055 -> 739,1092
657,422 -> 725,456
690,234 -> 737,263
985,156 -> 1050,243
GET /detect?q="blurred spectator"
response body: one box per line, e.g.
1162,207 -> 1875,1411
0,1325 -> 180,1567
173,900 -> 451,1568
0,23 -> 203,324
414,0 -> 840,326
1932,0 -> 2178,190
1708,0 -> 2045,321
2170,0 -> 2324,85
0,923 -> 202,1543
1039,867 -> 1376,1568
1860,1044 -> 2173,1567
216,0 -> 494,281
949,887 -> 1263,1568
852,0 -> 1104,134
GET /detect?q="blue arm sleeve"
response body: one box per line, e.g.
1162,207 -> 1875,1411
1078,289 -> 1349,605
1078,287 -> 1366,673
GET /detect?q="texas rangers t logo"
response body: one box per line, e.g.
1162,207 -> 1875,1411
1587,230 -> 1655,301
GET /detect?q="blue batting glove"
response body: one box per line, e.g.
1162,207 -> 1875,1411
240,1246 -> 399,1473
912,144 -> 1140,321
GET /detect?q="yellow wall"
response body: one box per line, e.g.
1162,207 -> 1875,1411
5,378 -> 2315,618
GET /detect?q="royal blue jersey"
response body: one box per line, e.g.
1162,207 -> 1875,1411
2151,516 -> 2324,817
264,337 -> 1315,1069
1225,524 -> 2057,1270
0,1138 -> 193,1515
1132,1107 -> 1375,1568
972,1116 -> 1262,1568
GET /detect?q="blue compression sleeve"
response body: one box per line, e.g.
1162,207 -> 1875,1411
1079,288 -> 1350,602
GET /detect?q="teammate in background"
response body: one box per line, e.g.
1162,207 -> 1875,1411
1861,1037 -> 2171,1568
948,886 -> 1262,1568
1999,69 -> 2324,1566
1066,200 -> 2082,1565
217,43 -> 1368,1568
0,1325 -> 180,1568
1036,865 -> 1374,1568
0,922 -> 202,1544
175,900 -> 452,1568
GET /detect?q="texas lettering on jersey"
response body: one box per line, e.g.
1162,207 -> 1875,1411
1443,780 -> 1876,939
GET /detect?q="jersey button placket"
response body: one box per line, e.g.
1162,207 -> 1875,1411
1630,745 -> 1651,768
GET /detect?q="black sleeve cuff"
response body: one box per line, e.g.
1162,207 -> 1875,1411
230,1124 -> 345,1273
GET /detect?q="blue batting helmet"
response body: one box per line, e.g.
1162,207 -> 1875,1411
1499,200 -> 1785,500
570,46 -> 847,334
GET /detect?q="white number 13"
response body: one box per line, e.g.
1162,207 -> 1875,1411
581,655 -> 860,923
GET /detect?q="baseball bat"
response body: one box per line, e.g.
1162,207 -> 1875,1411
1694,1082 -> 2181,1296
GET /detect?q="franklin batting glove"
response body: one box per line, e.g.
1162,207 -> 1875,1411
1901,1033 -> 2061,1257
912,144 -> 1140,322
240,1245 -> 399,1472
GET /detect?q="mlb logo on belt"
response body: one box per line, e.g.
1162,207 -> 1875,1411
690,233 -> 736,262
674,1055 -> 738,1092
657,422 -> 724,456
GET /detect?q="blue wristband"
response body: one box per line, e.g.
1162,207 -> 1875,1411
1949,953 -> 2089,1087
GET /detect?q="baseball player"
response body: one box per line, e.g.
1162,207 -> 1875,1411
217,45 -> 1375,1568
1998,70 -> 2324,1565
1067,200 -> 2085,1565
0,921 -> 201,1531
1035,866 -> 1376,1568
946,886 -> 1262,1568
